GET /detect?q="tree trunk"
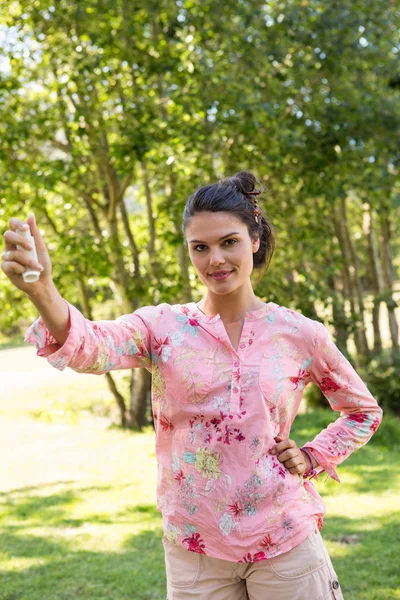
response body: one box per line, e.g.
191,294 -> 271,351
338,196 -> 370,360
177,244 -> 193,303
141,160 -> 156,256
330,275 -> 351,360
333,202 -> 361,363
77,275 -> 129,427
363,203 -> 383,353
119,198 -> 141,280
105,371 -> 129,429
129,367 -> 152,430
106,215 -> 133,313
165,171 -> 193,303
380,209 -> 399,351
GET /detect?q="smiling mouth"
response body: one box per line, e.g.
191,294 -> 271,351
209,270 -> 233,281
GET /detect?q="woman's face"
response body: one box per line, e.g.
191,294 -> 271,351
185,211 -> 260,295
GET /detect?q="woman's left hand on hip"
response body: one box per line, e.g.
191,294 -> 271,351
270,436 -> 310,475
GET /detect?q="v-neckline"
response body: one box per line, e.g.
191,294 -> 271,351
221,319 -> 245,353
182,301 -> 277,356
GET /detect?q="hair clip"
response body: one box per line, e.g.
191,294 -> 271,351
254,208 -> 262,223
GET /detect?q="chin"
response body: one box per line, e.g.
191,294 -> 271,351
209,281 -> 241,295
212,287 -> 236,296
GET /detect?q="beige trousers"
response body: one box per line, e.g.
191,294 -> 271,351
163,522 -> 344,600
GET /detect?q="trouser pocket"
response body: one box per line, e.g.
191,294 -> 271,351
162,536 -> 202,588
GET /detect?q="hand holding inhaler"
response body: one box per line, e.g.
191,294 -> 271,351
1,214 -> 52,293
16,227 -> 40,282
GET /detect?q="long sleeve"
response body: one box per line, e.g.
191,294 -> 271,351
303,321 -> 383,482
24,299 -> 162,374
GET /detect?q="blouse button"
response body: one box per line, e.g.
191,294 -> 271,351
331,580 -> 340,590
234,361 -> 239,367
233,387 -> 239,394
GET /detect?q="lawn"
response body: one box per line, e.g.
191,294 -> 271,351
0,369 -> 399,600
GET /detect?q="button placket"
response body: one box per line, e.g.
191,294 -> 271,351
236,320 -> 254,363
230,360 -> 241,413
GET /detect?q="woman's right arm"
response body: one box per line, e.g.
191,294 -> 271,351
1,214 -> 70,345
26,282 -> 71,346
1,215 -> 155,374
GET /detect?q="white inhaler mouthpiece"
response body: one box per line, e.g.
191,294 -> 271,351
16,227 -> 41,283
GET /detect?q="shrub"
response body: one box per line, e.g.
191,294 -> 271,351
361,350 -> 400,416
304,382 -> 330,410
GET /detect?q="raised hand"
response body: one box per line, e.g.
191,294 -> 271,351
1,214 -> 52,294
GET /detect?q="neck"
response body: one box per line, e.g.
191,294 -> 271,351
198,283 -> 265,322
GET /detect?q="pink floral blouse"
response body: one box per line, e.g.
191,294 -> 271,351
25,300 -> 382,562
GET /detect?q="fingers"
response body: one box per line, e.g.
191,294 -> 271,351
283,455 -> 303,469
271,436 -> 296,455
271,436 -> 307,476
4,229 -> 34,252
276,447 -> 300,463
2,215 -> 47,281
287,462 -> 306,475
279,450 -> 306,475
5,214 -> 46,253
27,213 -> 47,253
8,217 -> 29,233
4,214 -> 47,258
1,259 -> 26,276
2,214 -> 53,289
1,249 -> 43,272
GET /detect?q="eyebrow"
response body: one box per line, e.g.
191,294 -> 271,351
188,232 -> 240,244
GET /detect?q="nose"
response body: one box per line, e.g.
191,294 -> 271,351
209,247 -> 226,267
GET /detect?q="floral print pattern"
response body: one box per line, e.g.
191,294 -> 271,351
25,300 -> 383,563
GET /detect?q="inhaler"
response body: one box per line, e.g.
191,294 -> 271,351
16,227 -> 41,283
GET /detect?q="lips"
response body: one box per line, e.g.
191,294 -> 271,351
209,270 -> 233,281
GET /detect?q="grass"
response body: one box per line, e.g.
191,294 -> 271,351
1,366 -> 129,425
293,411 -> 400,600
0,369 -> 399,599
0,335 -> 26,351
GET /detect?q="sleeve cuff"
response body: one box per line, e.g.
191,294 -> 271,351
24,300 -> 83,372
302,444 -> 341,483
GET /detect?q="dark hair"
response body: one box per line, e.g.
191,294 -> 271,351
182,170 -> 275,271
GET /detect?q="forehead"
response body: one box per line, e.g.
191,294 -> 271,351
185,211 -> 247,241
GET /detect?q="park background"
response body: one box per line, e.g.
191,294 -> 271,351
0,1 -> 399,598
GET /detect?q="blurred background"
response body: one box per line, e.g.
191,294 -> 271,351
0,1 -> 399,599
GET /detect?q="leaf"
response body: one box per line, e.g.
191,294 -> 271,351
221,474 -> 232,490
204,478 -> 218,496
301,357 -> 313,370
182,452 -> 196,464
219,512 -> 235,536
172,452 -> 181,473
184,523 -> 197,535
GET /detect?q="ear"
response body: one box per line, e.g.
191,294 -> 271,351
252,236 -> 260,253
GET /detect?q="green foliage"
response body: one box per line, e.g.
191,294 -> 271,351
0,0 -> 399,356
366,409 -> 400,447
361,350 -> 400,416
304,382 -> 329,411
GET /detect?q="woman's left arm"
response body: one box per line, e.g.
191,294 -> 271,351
302,321 -> 383,482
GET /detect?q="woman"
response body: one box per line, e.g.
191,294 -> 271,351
1,171 -> 382,599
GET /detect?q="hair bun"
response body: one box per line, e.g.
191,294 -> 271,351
220,170 -> 261,197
